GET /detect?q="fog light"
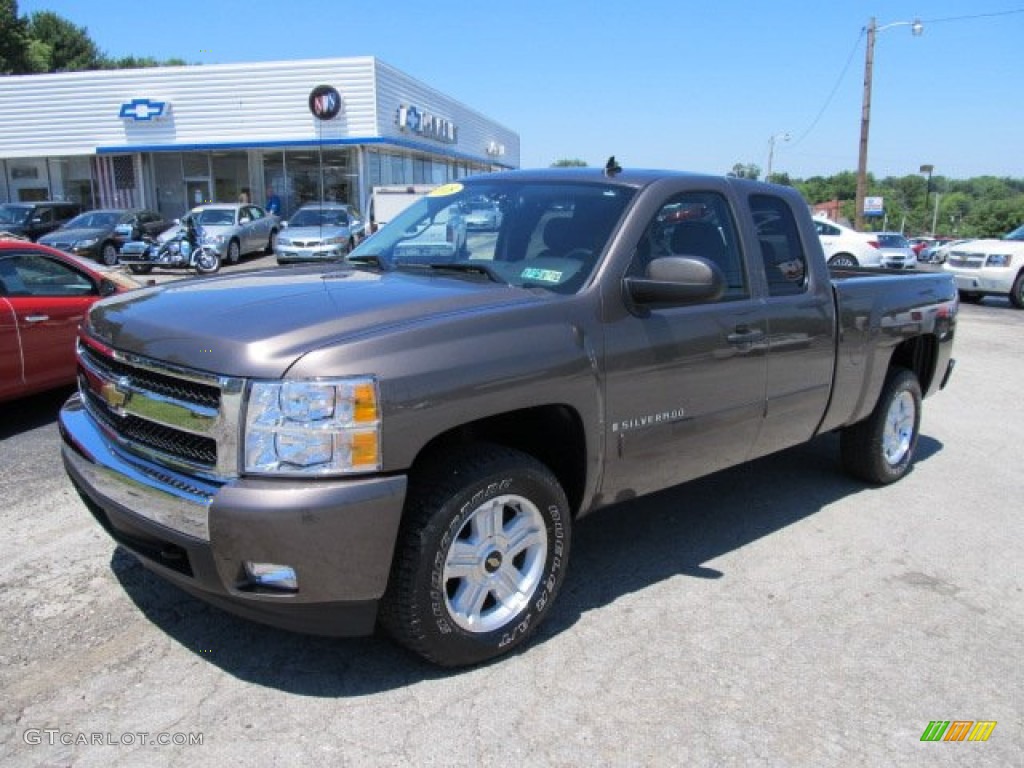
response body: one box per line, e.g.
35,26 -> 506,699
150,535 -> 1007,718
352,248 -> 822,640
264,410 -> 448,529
244,561 -> 298,591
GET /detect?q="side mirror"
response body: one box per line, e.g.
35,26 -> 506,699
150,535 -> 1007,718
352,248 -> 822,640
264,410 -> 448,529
99,277 -> 119,297
624,255 -> 725,306
281,220 -> 289,228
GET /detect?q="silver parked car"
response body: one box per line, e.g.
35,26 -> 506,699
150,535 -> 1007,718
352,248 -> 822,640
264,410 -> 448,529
161,204 -> 279,264
873,232 -> 917,270
274,202 -> 365,264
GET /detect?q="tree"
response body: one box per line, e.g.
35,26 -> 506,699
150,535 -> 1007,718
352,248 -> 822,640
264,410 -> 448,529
0,0 -> 30,74
728,163 -> 761,179
551,158 -> 587,167
25,11 -> 101,72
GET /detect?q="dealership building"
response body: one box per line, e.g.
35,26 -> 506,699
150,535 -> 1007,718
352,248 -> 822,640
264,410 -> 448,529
0,57 -> 519,220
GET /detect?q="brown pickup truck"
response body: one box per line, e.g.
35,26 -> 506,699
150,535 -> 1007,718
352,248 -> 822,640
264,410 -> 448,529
60,167 -> 957,666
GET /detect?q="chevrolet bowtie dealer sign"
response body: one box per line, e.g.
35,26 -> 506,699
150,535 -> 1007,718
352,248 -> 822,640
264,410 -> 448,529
118,98 -> 169,121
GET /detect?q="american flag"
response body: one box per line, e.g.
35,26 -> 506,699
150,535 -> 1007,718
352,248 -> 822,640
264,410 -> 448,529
92,155 -> 138,208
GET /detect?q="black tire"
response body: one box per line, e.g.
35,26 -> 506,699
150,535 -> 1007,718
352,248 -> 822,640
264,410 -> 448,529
828,253 -> 858,268
267,229 -> 278,254
128,264 -> 153,275
958,290 -> 984,304
194,246 -> 220,275
380,444 -> 571,667
100,241 -> 119,266
1010,272 -> 1024,309
840,368 -> 922,484
226,239 -> 241,264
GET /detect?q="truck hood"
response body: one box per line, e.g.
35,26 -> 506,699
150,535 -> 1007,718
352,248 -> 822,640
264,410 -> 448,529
85,265 -> 541,378
949,238 -> 1024,255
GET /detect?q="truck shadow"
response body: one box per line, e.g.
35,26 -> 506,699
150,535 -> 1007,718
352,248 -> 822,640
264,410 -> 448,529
0,386 -> 73,439
111,431 -> 943,695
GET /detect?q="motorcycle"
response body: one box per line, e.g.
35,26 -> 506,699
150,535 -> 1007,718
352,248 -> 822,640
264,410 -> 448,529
118,216 -> 221,276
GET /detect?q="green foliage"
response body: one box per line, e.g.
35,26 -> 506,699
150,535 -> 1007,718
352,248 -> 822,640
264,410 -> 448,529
0,0 -> 30,74
0,1 -> 189,73
728,163 -> 761,179
25,11 -> 101,72
551,158 -> 588,167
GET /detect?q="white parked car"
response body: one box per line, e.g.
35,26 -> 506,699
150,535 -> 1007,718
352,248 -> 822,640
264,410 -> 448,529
943,223 -> 1024,308
813,216 -> 884,267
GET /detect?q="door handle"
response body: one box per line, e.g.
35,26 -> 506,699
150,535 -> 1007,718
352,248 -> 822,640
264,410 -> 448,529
24,314 -> 50,323
727,326 -> 765,345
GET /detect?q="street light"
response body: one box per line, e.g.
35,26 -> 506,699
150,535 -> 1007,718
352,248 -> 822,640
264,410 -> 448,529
854,16 -> 924,231
765,132 -> 790,183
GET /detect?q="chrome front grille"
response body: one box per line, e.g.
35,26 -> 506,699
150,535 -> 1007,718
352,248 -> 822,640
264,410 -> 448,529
947,252 -> 984,269
76,337 -> 245,479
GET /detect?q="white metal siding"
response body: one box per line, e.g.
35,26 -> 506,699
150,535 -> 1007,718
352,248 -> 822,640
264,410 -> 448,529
0,57 -> 517,165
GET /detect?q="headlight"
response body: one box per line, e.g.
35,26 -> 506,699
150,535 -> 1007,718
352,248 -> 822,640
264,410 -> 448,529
76,238 -> 98,248
986,254 -> 1012,267
203,234 -> 226,245
244,377 -> 381,475
324,236 -> 344,245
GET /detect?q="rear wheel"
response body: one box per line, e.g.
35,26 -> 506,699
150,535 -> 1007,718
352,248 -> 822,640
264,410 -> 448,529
380,444 -> 571,667
128,264 -> 153,275
841,368 -> 922,484
828,253 -> 858,268
266,229 -> 278,254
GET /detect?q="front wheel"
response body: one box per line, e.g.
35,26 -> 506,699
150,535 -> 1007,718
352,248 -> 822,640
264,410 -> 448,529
226,239 -> 241,264
380,444 -> 571,667
840,368 -> 922,484
1010,272 -> 1024,309
194,247 -> 221,274
100,242 -> 119,266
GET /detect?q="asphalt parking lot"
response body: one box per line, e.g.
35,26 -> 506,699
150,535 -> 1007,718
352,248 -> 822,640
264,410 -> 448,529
1,296 -> 1021,767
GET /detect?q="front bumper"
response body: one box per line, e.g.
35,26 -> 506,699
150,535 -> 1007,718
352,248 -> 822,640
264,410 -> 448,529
946,267 -> 1017,294
275,245 -> 344,262
59,394 -> 407,636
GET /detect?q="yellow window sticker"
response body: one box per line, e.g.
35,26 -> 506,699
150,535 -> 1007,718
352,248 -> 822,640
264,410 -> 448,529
521,267 -> 563,283
428,183 -> 464,197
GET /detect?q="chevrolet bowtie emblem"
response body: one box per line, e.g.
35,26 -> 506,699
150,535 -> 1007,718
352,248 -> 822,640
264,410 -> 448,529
100,378 -> 131,414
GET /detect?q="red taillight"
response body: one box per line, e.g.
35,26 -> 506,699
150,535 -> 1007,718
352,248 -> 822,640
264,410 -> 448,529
867,239 -> 880,249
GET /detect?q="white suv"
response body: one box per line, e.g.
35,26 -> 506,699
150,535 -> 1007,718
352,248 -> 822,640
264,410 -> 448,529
813,217 -> 884,267
944,223 -> 1024,308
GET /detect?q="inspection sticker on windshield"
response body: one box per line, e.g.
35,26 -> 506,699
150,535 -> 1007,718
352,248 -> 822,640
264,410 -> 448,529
520,267 -> 563,283
428,183 -> 463,197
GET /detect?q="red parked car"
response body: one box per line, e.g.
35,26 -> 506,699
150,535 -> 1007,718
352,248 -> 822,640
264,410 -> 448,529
1,238 -> 135,402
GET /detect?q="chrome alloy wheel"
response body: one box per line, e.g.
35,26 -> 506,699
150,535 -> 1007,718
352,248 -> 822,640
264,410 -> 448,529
882,390 -> 916,466
442,494 -> 548,633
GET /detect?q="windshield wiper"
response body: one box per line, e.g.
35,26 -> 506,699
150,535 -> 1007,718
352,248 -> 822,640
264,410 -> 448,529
345,253 -> 387,269
426,262 -> 506,284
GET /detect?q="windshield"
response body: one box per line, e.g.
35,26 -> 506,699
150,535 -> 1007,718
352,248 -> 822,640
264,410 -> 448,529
1004,224 -> 1024,241
876,233 -> 909,248
194,208 -> 236,226
66,211 -> 124,229
349,180 -> 635,294
0,205 -> 30,226
290,208 -> 349,227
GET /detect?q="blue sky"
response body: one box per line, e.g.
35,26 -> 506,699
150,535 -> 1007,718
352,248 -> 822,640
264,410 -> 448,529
17,0 -> 1024,180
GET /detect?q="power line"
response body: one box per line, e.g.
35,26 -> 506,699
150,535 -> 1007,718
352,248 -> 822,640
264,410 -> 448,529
921,8 -> 1024,24
789,29 -> 865,149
